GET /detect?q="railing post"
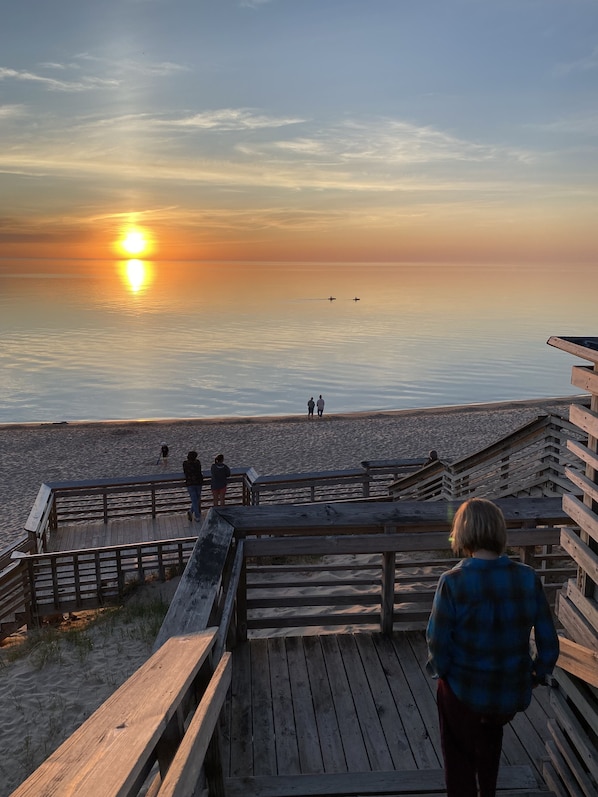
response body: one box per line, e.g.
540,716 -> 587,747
151,482 -> 157,519
102,489 -> 108,524
236,535 -> 248,643
381,524 -> 396,635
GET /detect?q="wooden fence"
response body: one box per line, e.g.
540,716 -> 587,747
545,336 -> 598,797
390,413 -> 585,501
27,536 -> 196,619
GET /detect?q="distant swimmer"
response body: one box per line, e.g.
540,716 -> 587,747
353,297 -> 360,301
328,296 -> 336,301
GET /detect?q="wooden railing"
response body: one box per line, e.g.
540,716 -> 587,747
390,414 -> 586,501
27,536 -> 196,620
157,498 -> 576,644
12,629 -> 232,797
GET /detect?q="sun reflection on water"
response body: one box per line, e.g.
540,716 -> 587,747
120,260 -> 152,294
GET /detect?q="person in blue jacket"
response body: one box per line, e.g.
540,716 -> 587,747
426,498 -> 559,797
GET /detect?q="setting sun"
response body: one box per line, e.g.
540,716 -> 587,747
121,230 -> 147,256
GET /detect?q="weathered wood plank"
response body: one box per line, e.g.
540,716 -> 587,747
244,527 -> 562,559
218,498 -> 568,534
156,652 -> 232,797
153,513 -> 235,650
556,593 -> 598,651
317,634 -> 370,772
251,638 -> 277,776
571,365 -> 598,396
370,634 -> 439,769
567,439 -> 598,472
285,636 -> 325,774
547,718 -> 596,797
267,637 -> 301,775
550,687 -> 598,785
547,336 -> 598,364
556,635 -> 598,687
560,523 -> 598,582
336,634 -> 394,771
227,640 -> 252,777
353,633 -> 416,770
302,636 -> 346,773
390,633 -> 443,762
553,669 -> 598,738
569,403 -> 598,443
225,764 -> 540,796
565,579 -> 598,638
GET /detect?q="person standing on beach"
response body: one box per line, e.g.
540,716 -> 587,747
307,397 -> 315,418
316,394 -> 325,417
183,450 -> 203,521
210,453 -> 231,506
158,442 -> 169,469
426,498 -> 559,797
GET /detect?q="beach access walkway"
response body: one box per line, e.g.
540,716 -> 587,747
222,631 -> 554,796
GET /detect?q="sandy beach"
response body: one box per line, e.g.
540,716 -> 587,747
0,395 -> 585,794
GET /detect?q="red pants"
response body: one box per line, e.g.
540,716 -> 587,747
437,678 -> 512,797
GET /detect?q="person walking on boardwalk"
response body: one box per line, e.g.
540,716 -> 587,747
316,394 -> 325,417
426,498 -> 559,797
183,450 -> 203,522
210,453 -> 231,506
307,396 -> 315,418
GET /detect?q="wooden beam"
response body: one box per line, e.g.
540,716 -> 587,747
216,497 -> 568,534
556,636 -> 598,687
225,765 -> 539,796
562,494 -> 598,547
156,653 -> 232,797
153,513 -> 235,651
567,439 -> 598,472
569,403 -> 598,442
547,336 -> 598,364
571,365 -> 598,395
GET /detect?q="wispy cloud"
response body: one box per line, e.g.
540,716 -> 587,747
0,104 -> 26,119
162,108 -> 305,131
0,66 -> 118,92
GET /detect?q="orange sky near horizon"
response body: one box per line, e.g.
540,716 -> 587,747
2,3 -> 598,267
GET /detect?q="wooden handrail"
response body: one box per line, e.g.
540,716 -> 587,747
11,631 -> 221,797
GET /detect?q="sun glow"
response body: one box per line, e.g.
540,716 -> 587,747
121,230 -> 147,256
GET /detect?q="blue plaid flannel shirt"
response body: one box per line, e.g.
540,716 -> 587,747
426,555 -> 559,716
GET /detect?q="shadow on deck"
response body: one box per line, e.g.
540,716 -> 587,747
222,631 -> 554,796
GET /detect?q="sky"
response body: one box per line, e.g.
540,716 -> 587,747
1,0 -> 597,263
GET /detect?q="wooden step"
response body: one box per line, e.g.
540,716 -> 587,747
225,765 -> 548,797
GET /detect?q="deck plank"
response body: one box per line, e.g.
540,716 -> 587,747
251,638 -> 278,776
228,638 -> 252,777
353,633 -> 417,770
336,634 -> 395,771
267,637 -> 301,775
286,636 -> 325,774
302,636 -> 346,773
318,634 -> 371,772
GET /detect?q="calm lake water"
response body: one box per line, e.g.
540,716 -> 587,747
0,259 -> 594,424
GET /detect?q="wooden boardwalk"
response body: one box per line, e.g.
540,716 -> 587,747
48,513 -> 197,552
222,631 -> 554,795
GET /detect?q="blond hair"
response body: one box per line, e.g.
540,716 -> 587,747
450,498 -> 507,555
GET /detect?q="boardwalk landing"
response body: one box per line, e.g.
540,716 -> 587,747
48,514 -> 195,551
222,631 -> 554,796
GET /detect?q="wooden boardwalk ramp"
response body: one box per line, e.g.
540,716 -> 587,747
222,631 -> 556,797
